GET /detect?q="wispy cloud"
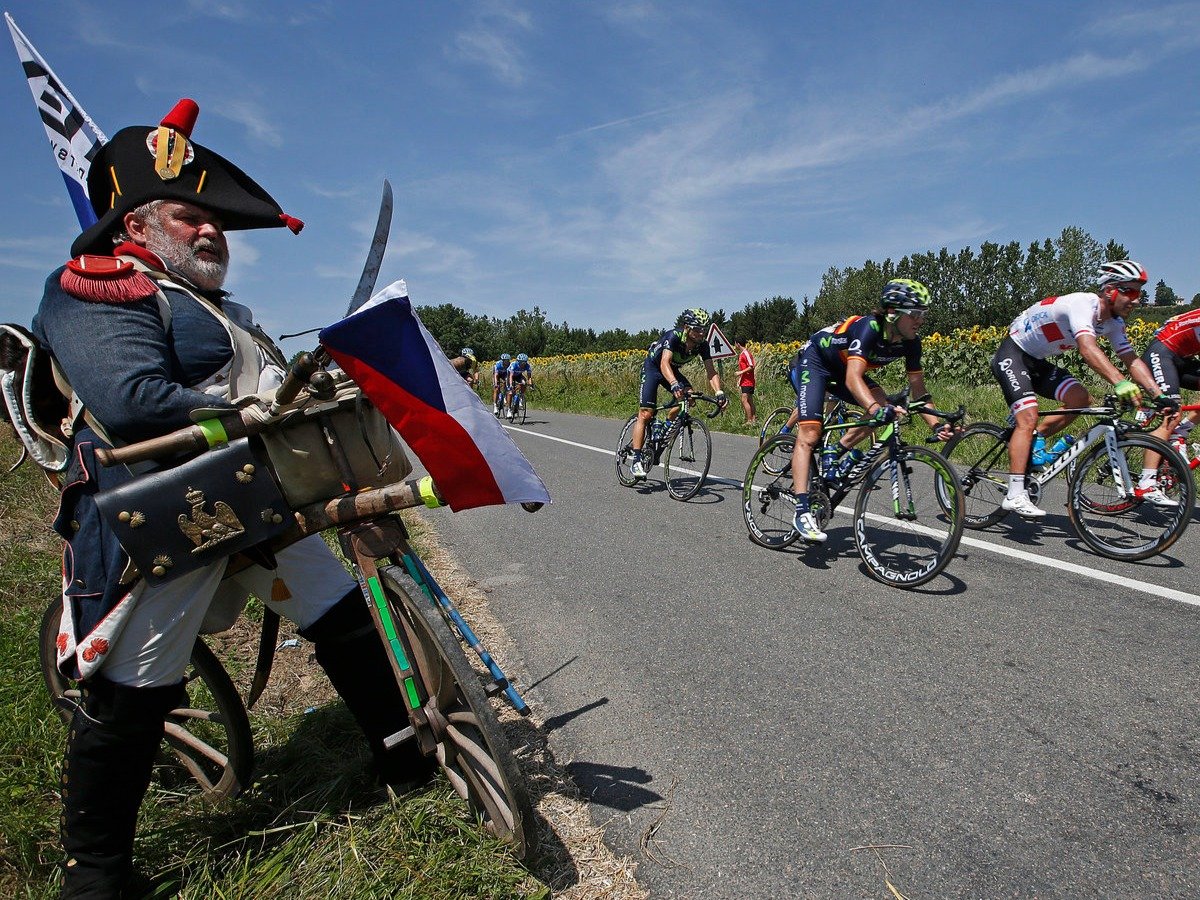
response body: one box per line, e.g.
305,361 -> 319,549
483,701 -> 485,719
1084,2 -> 1200,44
285,2 -> 336,27
449,1 -> 535,87
304,182 -> 362,200
212,98 -> 284,148
486,21 -> 1193,306
184,0 -> 252,21
0,236 -> 67,272
224,233 -> 261,286
388,229 -> 476,278
555,100 -> 705,141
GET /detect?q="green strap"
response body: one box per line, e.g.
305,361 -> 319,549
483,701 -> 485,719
418,475 -> 442,508
195,418 -> 229,448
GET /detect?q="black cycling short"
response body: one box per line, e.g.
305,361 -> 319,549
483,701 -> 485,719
640,359 -> 689,408
990,336 -> 1079,414
1143,338 -> 1200,398
791,347 -> 873,423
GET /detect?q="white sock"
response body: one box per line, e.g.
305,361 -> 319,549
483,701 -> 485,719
1172,420 -> 1196,442
1007,474 -> 1026,500
1139,467 -> 1157,488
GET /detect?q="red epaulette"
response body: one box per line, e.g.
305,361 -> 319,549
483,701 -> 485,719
60,255 -> 159,304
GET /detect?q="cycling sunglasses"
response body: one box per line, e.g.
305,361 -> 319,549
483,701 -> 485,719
1114,283 -> 1143,298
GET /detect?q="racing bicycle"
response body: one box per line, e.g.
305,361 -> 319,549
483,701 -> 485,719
507,385 -> 530,425
759,405 -> 796,448
943,396 -> 1193,561
615,393 -> 723,500
742,392 -> 966,588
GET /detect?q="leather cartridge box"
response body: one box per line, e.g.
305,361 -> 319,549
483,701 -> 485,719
95,437 -> 293,587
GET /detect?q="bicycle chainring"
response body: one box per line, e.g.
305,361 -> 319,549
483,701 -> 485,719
809,489 -> 832,529
1025,477 -> 1042,505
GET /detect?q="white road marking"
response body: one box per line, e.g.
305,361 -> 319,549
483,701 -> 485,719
505,424 -> 1200,608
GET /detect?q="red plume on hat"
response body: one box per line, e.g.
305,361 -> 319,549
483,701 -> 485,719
70,98 -> 303,258
160,98 -> 199,135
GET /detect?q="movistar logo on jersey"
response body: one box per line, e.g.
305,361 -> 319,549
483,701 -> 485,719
820,336 -> 832,348
869,320 -> 880,332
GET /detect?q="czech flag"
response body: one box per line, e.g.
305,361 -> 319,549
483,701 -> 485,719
319,280 -> 551,512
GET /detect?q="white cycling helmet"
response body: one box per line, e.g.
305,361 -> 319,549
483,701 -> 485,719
1095,260 -> 1147,289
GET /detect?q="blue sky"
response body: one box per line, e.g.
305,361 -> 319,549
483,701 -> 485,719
0,1 -> 1197,352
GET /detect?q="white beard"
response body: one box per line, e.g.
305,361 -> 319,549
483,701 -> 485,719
144,225 -> 229,291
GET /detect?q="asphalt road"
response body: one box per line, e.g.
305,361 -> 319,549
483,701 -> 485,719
432,407 -> 1200,899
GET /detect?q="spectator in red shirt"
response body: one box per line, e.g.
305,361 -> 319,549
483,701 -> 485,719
735,339 -> 757,425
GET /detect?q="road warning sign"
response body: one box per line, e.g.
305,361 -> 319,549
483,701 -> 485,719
707,322 -> 735,360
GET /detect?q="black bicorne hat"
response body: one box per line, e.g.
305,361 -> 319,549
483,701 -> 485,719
71,98 -> 303,257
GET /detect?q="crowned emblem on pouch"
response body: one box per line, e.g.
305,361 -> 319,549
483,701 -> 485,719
178,486 -> 245,553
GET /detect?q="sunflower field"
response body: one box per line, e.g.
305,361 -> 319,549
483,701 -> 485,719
477,318 -> 1164,431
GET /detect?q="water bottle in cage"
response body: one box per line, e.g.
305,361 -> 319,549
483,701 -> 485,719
819,446 -> 840,479
835,448 -> 865,479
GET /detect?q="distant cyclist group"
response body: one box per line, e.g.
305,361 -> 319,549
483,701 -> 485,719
450,347 -> 536,421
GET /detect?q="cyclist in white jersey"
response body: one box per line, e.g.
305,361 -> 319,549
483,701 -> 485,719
989,260 -> 1171,516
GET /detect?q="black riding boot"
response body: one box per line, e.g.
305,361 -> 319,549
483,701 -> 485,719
300,589 -> 436,792
59,677 -> 184,899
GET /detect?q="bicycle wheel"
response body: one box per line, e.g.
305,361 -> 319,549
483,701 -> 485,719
39,600 -> 253,803
942,422 -> 1012,529
379,568 -> 534,858
1067,433 -> 1194,560
759,406 -> 794,447
615,414 -> 641,486
853,445 -> 964,588
742,433 -> 801,549
664,416 -> 712,500
517,394 -> 528,425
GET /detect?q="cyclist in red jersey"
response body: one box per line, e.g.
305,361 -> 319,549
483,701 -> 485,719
1142,308 -> 1200,465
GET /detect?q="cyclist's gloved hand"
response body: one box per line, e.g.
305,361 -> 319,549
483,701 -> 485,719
1153,393 -> 1180,414
670,381 -> 686,399
871,404 -> 897,425
715,390 -> 728,410
1114,379 -> 1142,408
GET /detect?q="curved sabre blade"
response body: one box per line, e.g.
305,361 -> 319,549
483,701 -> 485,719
345,178 -> 393,317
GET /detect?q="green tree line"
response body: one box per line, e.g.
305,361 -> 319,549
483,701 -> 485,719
421,226 -> 1195,357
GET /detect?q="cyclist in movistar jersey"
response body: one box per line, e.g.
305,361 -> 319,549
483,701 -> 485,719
990,259 -> 1172,517
789,279 -> 953,542
492,353 -> 512,416
629,308 -> 727,480
506,353 -> 533,419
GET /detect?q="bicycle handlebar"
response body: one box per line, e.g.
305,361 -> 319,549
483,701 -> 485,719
658,392 -> 725,419
1038,394 -> 1137,419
